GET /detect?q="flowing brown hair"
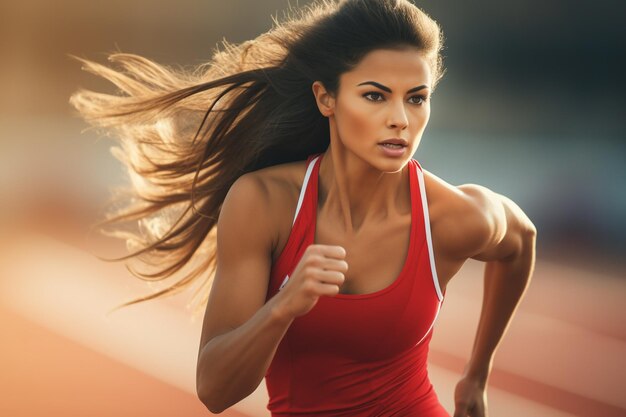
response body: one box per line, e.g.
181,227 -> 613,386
69,0 -> 446,317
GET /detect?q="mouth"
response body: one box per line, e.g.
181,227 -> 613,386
379,142 -> 406,150
377,141 -> 407,157
378,138 -> 408,148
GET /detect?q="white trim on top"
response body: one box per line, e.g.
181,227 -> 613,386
415,164 -> 445,302
292,156 -> 320,227
279,274 -> 290,291
415,300 -> 442,346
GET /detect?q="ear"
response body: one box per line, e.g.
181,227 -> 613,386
311,81 -> 335,117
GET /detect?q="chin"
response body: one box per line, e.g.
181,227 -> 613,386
372,155 -> 410,173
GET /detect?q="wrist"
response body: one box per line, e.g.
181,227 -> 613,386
462,361 -> 492,387
269,296 -> 295,325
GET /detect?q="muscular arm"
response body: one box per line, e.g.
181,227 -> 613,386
196,174 -> 295,413
454,184 -> 537,386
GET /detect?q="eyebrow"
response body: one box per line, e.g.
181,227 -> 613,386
357,81 -> 428,94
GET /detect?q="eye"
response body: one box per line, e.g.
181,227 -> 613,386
363,92 -> 429,105
409,95 -> 428,105
363,92 -> 384,102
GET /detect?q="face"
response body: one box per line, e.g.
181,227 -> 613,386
313,47 -> 432,171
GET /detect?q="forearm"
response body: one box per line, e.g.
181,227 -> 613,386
464,229 -> 537,385
197,294 -> 294,413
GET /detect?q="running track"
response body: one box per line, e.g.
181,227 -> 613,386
0,232 -> 623,416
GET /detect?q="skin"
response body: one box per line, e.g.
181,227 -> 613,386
307,48 -> 536,415
196,47 -> 537,416
307,46 -> 437,296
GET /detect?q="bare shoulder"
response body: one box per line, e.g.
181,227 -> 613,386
248,160 -> 309,252
252,160 -> 308,191
197,161 -> 306,349
422,168 -> 536,262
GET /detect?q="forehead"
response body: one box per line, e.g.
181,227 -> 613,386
341,48 -> 432,88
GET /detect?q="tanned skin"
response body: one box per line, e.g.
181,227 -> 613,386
196,48 -> 536,417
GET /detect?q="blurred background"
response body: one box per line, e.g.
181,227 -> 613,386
0,0 -> 624,416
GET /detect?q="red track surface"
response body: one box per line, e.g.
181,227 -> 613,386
0,305 -> 248,417
1,231 -> 624,416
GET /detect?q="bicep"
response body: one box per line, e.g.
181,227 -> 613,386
198,173 -> 276,351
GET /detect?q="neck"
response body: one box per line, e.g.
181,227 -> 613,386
317,143 -> 411,235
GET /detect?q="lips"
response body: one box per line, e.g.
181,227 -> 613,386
379,138 -> 408,147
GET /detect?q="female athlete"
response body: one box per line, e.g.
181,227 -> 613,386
70,1 -> 537,416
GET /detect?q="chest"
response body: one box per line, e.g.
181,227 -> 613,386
280,207 -> 444,363
314,210 -> 412,295
268,163 -> 456,295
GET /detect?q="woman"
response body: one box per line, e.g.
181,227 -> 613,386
71,0 -> 537,416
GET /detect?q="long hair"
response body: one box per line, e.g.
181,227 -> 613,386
69,0 -> 446,317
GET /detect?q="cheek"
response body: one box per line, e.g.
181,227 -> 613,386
420,105 -> 430,129
409,106 -> 430,131
336,99 -> 377,140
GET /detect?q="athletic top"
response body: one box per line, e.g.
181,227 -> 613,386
263,152 -> 449,416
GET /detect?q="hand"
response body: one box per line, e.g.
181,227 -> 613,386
453,376 -> 488,417
274,244 -> 348,319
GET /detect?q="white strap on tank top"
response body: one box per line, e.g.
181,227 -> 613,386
292,156 -> 321,227
415,165 -> 444,302
287,155 -> 444,302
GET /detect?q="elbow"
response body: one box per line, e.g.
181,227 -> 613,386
206,405 -> 226,415
197,378 -> 226,414
197,389 -> 226,414
207,404 -> 227,415
197,351 -> 224,413
198,383 -> 254,414
197,377 -> 245,414
196,350 -> 260,414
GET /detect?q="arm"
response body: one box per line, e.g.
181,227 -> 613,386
453,185 -> 537,417
195,173 -> 294,414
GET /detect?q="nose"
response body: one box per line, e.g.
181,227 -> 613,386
386,100 -> 409,130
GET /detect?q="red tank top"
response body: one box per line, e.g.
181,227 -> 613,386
264,153 -> 449,416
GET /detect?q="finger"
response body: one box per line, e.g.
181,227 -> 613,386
316,270 -> 345,286
315,281 -> 341,296
318,244 -> 346,259
324,258 -> 349,272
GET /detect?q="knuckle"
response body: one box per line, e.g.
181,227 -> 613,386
308,254 -> 323,266
310,244 -> 322,253
303,280 -> 316,293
